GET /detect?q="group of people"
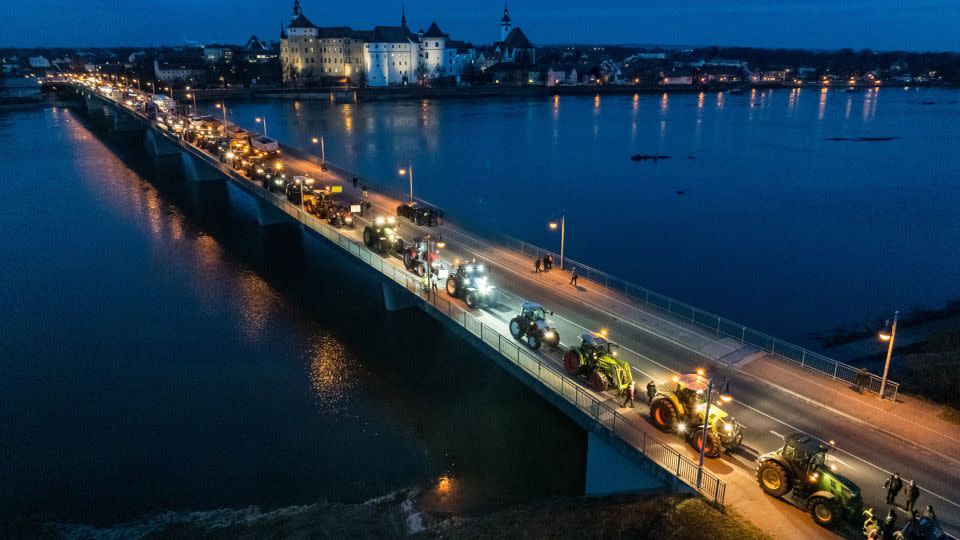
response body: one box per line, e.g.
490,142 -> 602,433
533,254 -> 555,273
620,380 -> 658,408
876,473 -> 938,539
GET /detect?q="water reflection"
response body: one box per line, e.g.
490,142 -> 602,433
307,334 -> 355,413
818,87 -> 828,120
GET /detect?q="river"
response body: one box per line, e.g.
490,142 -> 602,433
0,107 -> 585,528
225,88 -> 960,343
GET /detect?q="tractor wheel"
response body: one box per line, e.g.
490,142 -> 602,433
690,427 -> 721,458
526,334 -> 542,350
403,249 -> 416,270
807,497 -> 837,527
757,460 -> 791,497
589,370 -> 609,392
563,350 -> 582,375
465,292 -> 478,309
446,277 -> 458,297
304,200 -> 315,214
363,227 -> 375,248
415,265 -> 427,277
509,318 -> 523,339
650,398 -> 679,432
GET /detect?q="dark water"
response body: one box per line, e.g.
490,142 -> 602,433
0,107 -> 585,527
227,88 -> 960,341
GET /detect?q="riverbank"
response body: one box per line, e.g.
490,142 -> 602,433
13,488 -> 771,540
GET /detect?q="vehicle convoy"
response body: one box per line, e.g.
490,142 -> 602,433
509,302 -> 560,350
326,203 -> 355,228
363,216 -> 405,256
757,432 -> 861,528
446,262 -> 494,308
648,371 -> 744,457
402,235 -> 442,276
563,332 -> 633,393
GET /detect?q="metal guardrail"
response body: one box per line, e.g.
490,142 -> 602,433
501,237 -> 900,401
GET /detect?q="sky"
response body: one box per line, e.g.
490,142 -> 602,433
2,0 -> 959,51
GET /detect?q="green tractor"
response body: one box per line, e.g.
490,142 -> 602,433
363,216 -> 405,256
563,333 -> 633,393
756,432 -> 862,528
649,372 -> 744,458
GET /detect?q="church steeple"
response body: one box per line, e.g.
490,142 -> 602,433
401,5 -> 407,28
500,3 -> 512,41
280,23 -> 287,39
293,0 -> 301,18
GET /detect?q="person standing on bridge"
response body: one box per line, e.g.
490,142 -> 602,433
922,505 -> 936,521
570,267 -> 578,287
884,472 -> 903,505
543,254 -> 553,271
621,381 -> 635,408
881,508 -> 897,539
905,480 -> 920,512
646,380 -> 657,403
352,176 -> 358,188
534,258 -> 542,273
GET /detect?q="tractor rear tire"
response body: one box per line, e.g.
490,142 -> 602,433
509,318 -> 523,339
650,398 -> 679,432
526,334 -> 542,350
757,460 -> 791,497
563,350 -> 582,375
807,497 -> 837,527
305,200 -> 315,214
403,249 -> 416,270
589,370 -> 609,392
363,227 -> 375,248
415,265 -> 427,277
690,427 -> 721,458
465,292 -> 478,309
446,277 -> 458,297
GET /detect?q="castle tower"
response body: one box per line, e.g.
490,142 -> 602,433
500,3 -> 511,41
292,0 -> 301,18
401,5 -> 407,28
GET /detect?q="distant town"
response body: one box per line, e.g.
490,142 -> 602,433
2,0 -> 959,103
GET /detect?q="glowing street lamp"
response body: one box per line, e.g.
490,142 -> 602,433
877,311 -> 898,399
694,372 -> 732,488
398,163 -> 414,203
215,102 -> 227,132
548,210 -> 566,270
186,93 -> 196,116
255,116 -> 268,138
311,136 -> 325,169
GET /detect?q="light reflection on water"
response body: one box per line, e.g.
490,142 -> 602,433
307,333 -> 355,414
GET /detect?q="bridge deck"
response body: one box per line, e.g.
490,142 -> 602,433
74,85 -> 960,539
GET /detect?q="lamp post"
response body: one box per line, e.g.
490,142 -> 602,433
694,371 -> 732,488
548,210 -> 566,270
216,102 -> 227,133
255,116 -> 268,138
398,163 -> 414,203
878,311 -> 899,400
186,93 -> 196,116
311,136 -> 325,169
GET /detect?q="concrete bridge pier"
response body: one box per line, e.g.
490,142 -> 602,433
584,432 -> 669,496
105,107 -> 144,133
255,198 -> 295,227
83,93 -> 105,118
144,129 -> 180,159
181,152 -> 226,183
382,280 -> 421,312
184,178 -> 231,220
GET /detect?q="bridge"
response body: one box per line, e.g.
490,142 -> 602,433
62,81 -> 960,539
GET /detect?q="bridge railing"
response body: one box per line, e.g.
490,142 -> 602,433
258,191 -> 727,506
501,236 -> 899,401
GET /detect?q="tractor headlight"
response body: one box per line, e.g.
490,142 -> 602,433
543,331 -> 555,339
724,423 -> 733,433
375,217 -> 385,226
274,179 -> 283,185
677,422 -> 687,433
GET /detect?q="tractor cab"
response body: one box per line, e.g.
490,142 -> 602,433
521,302 -> 550,322
580,333 -> 618,359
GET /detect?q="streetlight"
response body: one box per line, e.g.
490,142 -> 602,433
311,136 -> 325,169
878,311 -> 899,399
693,370 -> 732,488
398,162 -> 414,203
216,102 -> 227,133
255,116 -> 268,138
186,93 -> 196,116
548,210 -> 566,270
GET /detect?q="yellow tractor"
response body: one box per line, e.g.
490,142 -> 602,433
649,372 -> 743,458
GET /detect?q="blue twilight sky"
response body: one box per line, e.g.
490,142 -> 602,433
2,0 -> 959,51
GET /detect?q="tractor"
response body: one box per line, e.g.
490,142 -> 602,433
756,432 -> 862,528
402,235 -> 442,276
445,262 -> 494,308
563,333 -> 633,393
648,372 -> 744,458
509,302 -> 560,350
363,216 -> 405,256
326,203 -> 356,229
